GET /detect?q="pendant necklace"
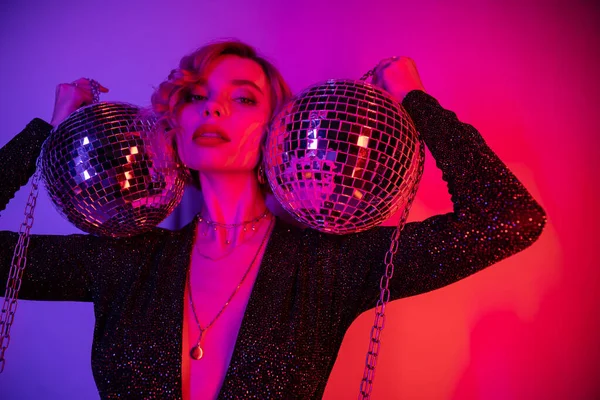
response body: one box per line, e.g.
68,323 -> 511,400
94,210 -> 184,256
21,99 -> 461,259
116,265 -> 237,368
188,215 -> 274,360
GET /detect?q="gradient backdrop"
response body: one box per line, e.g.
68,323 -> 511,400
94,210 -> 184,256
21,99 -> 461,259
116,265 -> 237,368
0,0 -> 598,399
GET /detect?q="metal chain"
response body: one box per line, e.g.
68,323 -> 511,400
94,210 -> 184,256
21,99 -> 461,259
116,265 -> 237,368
359,56 -> 399,82
359,67 -> 376,82
358,58 -> 426,398
89,78 -> 101,103
0,155 -> 43,373
0,79 -> 100,373
358,140 -> 425,399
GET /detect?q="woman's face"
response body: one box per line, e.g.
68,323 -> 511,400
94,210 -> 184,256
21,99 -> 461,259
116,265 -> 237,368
174,55 -> 272,174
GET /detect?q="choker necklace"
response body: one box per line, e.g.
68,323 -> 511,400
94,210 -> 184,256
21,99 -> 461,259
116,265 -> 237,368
187,215 -> 274,360
198,207 -> 270,245
195,208 -> 272,261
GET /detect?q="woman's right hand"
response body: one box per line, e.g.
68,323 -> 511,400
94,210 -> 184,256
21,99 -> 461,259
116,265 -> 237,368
50,78 -> 109,128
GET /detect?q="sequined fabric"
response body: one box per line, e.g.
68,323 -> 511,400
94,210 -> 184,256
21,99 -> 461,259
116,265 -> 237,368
0,91 -> 547,399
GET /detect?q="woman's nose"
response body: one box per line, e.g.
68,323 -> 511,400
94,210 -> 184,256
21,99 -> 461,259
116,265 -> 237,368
203,108 -> 220,117
203,102 -> 224,118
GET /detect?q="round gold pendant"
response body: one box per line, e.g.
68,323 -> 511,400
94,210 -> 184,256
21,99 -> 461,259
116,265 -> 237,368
190,345 -> 204,360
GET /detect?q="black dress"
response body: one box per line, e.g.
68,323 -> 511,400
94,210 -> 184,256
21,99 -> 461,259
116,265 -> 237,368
0,90 -> 547,399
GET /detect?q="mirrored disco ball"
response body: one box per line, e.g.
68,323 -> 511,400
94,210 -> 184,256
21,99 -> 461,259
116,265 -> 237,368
40,102 -> 188,237
265,80 -> 424,234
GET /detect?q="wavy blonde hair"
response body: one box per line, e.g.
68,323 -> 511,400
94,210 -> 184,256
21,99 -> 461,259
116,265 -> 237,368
151,40 -> 293,189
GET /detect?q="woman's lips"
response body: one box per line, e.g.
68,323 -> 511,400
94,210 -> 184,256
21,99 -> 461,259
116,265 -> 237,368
192,124 -> 231,143
192,125 -> 230,147
193,136 -> 228,146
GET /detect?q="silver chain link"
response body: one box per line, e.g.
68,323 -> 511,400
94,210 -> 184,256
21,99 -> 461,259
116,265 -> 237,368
358,140 -> 425,399
359,56 -> 399,82
359,68 -> 376,82
358,58 -> 426,398
0,78 -> 100,373
89,79 -> 101,103
0,155 -> 43,373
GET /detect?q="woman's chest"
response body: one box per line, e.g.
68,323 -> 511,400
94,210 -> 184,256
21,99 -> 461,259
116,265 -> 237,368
182,247 -> 264,399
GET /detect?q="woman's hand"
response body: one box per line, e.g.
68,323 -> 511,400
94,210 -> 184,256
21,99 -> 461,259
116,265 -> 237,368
50,78 -> 109,128
371,56 -> 426,103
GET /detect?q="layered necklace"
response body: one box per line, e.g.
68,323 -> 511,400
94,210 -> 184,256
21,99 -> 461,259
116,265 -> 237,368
187,213 -> 274,360
194,208 -> 270,261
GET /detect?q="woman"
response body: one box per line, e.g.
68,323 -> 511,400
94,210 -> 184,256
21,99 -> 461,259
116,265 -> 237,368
0,40 -> 547,399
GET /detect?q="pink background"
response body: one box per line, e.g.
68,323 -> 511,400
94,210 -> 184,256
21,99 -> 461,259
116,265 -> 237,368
1,0 -> 598,398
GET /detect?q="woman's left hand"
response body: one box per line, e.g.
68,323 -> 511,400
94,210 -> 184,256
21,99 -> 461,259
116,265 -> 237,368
371,56 -> 426,102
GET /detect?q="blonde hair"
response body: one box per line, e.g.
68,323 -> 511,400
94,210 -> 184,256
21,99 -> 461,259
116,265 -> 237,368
150,39 -> 293,189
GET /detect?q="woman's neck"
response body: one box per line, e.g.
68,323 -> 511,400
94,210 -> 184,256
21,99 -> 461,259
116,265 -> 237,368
196,171 -> 269,250
199,171 -> 266,222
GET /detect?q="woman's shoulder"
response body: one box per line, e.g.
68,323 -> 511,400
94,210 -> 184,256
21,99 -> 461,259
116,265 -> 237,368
270,214 -> 396,247
44,223 -> 179,252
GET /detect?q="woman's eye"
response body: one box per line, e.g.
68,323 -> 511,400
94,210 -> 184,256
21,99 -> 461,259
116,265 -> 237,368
188,94 -> 206,102
236,97 -> 257,105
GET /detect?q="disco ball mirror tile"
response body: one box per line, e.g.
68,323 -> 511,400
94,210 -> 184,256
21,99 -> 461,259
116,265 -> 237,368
265,80 -> 424,234
40,102 -> 187,237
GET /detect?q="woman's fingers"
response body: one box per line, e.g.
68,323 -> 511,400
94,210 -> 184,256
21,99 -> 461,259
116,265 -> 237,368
50,78 -> 107,128
70,78 -> 110,93
370,56 -> 425,102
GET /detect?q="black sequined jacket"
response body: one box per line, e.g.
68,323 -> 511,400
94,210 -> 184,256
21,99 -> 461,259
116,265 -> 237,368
0,91 -> 547,399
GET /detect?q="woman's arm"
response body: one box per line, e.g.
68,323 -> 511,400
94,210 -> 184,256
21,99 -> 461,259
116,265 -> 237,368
0,118 -> 51,211
352,89 -> 546,314
0,77 -> 107,211
0,118 -> 99,301
0,79 -> 114,302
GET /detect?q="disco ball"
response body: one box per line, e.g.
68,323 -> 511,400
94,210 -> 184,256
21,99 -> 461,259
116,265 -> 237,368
40,102 -> 188,237
265,80 -> 425,234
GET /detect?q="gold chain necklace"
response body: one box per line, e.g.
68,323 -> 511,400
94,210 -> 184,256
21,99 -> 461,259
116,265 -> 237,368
187,215 -> 274,360
194,208 -> 271,261
198,207 -> 270,245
